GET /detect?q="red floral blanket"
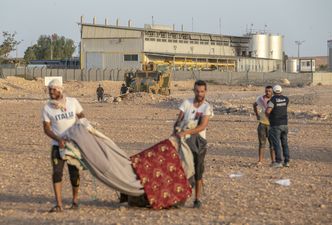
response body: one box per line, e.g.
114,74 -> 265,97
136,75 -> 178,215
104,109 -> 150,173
130,139 -> 192,209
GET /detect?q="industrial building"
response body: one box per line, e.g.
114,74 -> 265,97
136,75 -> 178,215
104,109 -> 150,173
80,17 -> 283,72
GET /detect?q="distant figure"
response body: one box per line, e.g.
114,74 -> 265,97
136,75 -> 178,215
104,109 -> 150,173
96,84 -> 104,102
120,83 -> 128,95
266,85 -> 290,168
253,85 -> 275,165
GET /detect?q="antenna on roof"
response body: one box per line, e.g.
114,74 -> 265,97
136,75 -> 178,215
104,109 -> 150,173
192,17 -> 194,32
152,16 -> 154,25
219,18 -> 221,35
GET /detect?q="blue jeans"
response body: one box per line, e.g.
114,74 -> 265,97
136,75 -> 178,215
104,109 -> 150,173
269,125 -> 289,163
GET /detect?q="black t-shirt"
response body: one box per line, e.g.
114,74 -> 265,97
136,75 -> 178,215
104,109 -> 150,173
267,95 -> 289,126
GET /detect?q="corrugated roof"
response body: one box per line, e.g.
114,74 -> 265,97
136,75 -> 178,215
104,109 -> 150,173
80,23 -> 250,40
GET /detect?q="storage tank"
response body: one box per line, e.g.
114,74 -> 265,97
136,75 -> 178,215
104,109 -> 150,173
249,33 -> 270,58
286,59 -> 298,73
328,40 -> 332,71
269,35 -> 283,60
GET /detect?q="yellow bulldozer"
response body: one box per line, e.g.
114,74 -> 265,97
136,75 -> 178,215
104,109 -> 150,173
124,63 -> 172,95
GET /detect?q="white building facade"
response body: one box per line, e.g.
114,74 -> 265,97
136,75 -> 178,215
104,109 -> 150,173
80,23 -> 282,72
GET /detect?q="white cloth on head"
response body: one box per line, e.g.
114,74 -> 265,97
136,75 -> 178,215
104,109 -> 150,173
48,78 -> 62,88
48,79 -> 63,93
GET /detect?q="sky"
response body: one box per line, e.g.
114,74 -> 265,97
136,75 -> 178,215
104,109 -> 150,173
1,0 -> 331,58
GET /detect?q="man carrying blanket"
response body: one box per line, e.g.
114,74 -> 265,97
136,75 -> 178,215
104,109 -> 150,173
42,79 -> 85,213
174,80 -> 214,208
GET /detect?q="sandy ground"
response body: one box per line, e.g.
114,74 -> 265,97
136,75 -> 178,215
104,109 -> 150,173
0,77 -> 331,225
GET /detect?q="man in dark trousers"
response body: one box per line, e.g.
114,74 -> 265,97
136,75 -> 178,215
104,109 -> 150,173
174,80 -> 214,208
266,85 -> 290,168
42,79 -> 85,212
96,84 -> 104,102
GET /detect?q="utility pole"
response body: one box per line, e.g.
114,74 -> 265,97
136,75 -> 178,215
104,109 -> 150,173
295,40 -> 305,72
219,18 -> 222,56
50,38 -> 53,60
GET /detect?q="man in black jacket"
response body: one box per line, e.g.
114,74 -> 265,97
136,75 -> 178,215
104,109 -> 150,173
266,85 -> 290,168
96,84 -> 104,102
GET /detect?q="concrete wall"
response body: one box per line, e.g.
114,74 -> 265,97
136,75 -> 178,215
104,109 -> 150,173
3,67 -> 331,87
1,67 -> 127,81
173,71 -> 313,86
312,72 -> 332,85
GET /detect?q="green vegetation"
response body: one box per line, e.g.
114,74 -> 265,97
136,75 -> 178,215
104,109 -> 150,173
24,34 -> 75,63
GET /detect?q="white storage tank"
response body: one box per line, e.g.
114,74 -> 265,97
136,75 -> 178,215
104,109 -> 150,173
249,33 -> 270,59
269,35 -> 283,60
286,59 -> 298,73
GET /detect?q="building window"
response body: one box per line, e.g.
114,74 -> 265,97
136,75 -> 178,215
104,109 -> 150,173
179,40 -> 184,43
162,39 -> 167,42
168,39 -> 172,43
194,41 -> 199,44
150,38 -> 155,41
124,54 -> 138,61
157,39 -> 161,42
145,38 -> 150,41
190,41 -> 194,44
184,40 -> 188,44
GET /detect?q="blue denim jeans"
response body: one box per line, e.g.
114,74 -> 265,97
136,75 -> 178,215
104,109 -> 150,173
269,125 -> 289,163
